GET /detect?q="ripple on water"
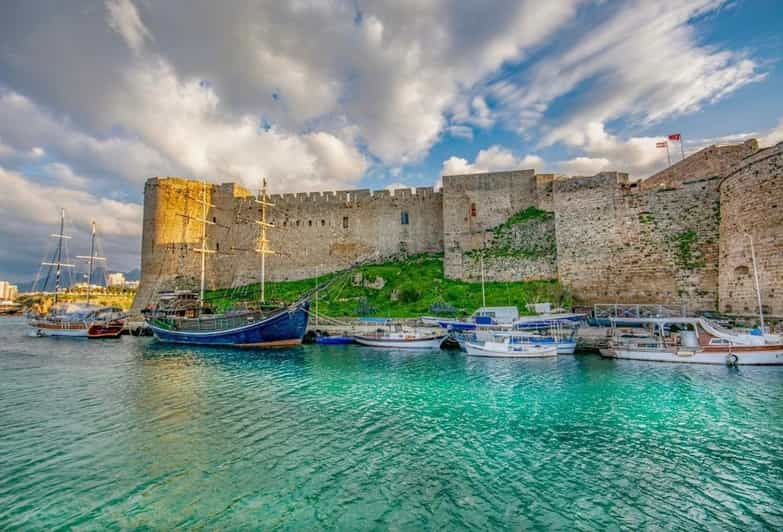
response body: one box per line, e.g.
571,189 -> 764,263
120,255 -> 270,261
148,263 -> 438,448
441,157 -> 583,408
0,317 -> 782,529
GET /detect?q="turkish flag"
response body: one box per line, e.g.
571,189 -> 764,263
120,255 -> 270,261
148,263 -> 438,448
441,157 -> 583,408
668,133 -> 681,141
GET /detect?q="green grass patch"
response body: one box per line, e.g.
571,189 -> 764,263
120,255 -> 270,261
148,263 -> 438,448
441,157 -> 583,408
491,206 -> 554,236
204,253 -> 569,318
465,206 -> 557,259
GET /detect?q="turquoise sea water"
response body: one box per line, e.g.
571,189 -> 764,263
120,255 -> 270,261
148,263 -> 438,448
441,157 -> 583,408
1,317 -> 782,530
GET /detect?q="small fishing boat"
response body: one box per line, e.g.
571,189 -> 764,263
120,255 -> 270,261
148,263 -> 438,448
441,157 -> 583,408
513,312 -> 584,330
354,331 -> 446,349
504,333 -> 577,355
512,313 -> 584,355
601,317 -> 783,365
431,306 -> 520,331
353,319 -> 445,349
449,312 -> 583,354
464,333 -> 558,358
144,179 -> 309,347
314,333 -> 354,345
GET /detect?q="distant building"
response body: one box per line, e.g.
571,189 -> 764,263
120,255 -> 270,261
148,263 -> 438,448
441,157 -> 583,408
0,281 -> 19,301
71,282 -> 105,292
107,272 -> 126,288
125,280 -> 140,290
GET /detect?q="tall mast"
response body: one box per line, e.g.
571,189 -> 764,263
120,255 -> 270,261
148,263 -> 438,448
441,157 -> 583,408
55,209 -> 64,303
193,181 -> 216,308
746,233 -> 765,333
41,209 -> 74,304
480,252 -> 486,308
86,222 -> 96,305
176,182 -> 215,309
77,221 -> 105,305
200,182 -> 207,306
255,178 -> 275,304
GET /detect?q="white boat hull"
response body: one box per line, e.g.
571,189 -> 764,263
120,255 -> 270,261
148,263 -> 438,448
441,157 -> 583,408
354,336 -> 445,350
556,342 -> 577,355
465,342 -> 557,358
471,330 -> 576,354
601,347 -> 783,365
29,324 -> 89,337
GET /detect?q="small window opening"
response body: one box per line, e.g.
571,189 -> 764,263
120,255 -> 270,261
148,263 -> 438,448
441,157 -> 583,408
308,220 -> 313,227
296,220 -> 300,227
401,211 -> 409,225
321,219 -> 326,226
343,216 -> 349,229
470,203 -> 477,217
212,216 -> 217,223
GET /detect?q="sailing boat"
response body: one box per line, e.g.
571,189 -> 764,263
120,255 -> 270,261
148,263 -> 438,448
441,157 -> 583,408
28,213 -> 127,338
144,179 -> 310,347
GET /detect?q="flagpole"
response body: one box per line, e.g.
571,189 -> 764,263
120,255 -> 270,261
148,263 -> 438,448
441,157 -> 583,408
665,142 -> 672,166
680,137 -> 685,161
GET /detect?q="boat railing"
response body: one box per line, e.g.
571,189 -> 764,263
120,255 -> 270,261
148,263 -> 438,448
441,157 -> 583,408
594,304 -> 689,320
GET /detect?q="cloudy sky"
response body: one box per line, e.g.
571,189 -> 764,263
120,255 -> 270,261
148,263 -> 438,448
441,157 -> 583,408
0,0 -> 782,283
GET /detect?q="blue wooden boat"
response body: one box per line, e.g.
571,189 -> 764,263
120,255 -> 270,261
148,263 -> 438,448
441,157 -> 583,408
144,179 -> 311,348
147,300 -> 310,347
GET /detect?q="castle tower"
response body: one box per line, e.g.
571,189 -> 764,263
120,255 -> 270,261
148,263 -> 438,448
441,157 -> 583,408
719,142 -> 783,318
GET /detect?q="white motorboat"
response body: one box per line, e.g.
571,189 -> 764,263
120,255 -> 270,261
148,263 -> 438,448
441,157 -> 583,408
465,333 -> 558,358
601,317 -> 783,366
354,330 -> 446,349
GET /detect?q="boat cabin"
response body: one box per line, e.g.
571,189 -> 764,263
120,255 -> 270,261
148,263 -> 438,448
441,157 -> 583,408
471,306 -> 519,325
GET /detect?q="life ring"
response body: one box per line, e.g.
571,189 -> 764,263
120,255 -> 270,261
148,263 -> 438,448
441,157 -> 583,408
726,353 -> 739,367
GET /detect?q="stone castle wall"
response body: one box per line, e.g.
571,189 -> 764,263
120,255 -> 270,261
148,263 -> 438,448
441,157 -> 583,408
261,186 -> 443,281
442,170 -> 555,281
555,172 -> 721,309
132,179 -> 442,312
719,142 -> 783,317
132,138 -> 781,316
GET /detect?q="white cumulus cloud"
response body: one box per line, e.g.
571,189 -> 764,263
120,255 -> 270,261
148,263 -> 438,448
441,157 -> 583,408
106,0 -> 151,53
442,146 -> 544,175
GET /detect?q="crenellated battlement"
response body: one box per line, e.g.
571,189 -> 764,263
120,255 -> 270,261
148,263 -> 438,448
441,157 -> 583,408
266,185 -> 441,206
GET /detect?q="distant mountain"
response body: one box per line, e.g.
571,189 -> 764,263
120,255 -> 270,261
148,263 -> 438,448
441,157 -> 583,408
123,268 -> 141,282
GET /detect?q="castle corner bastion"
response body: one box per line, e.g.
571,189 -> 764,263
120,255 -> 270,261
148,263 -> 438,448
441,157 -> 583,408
132,139 -> 782,318
719,141 -> 783,317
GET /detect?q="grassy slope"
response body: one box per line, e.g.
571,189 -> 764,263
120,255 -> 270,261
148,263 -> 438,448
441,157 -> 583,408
205,254 -> 570,318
